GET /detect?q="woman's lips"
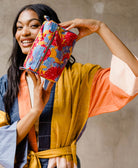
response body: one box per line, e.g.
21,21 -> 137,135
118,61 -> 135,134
21,39 -> 34,47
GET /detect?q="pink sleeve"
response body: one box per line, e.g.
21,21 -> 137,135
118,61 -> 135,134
88,55 -> 138,117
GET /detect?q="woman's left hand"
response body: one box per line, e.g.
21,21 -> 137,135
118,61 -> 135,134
59,18 -> 102,41
60,18 -> 138,76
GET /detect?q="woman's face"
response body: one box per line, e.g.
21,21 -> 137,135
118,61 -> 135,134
15,9 -> 41,55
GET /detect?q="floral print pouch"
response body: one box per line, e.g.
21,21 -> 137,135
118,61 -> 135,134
20,16 -> 77,82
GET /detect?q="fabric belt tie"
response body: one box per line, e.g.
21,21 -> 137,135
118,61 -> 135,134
28,141 -> 76,168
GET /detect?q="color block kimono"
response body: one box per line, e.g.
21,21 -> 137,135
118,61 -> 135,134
0,55 -> 138,168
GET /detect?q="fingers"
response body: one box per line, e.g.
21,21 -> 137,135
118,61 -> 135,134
67,161 -> 73,168
27,71 -> 37,86
56,157 -> 67,168
65,25 -> 75,31
48,158 -> 56,168
60,18 -> 100,33
27,71 -> 54,94
59,20 -> 76,31
59,20 -> 73,28
40,80 -> 45,89
46,81 -> 54,92
48,157 -> 74,168
27,71 -> 41,87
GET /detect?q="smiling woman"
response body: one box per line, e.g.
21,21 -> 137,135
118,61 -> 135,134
15,10 -> 41,54
0,3 -> 138,168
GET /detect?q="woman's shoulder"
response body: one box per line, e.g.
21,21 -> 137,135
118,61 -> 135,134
0,74 -> 8,84
0,74 -> 8,95
63,62 -> 101,81
69,62 -> 101,73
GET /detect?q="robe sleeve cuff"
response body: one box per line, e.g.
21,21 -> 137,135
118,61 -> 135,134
109,54 -> 138,96
0,122 -> 17,168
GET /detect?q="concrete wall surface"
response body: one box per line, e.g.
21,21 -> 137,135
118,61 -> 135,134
0,0 -> 138,167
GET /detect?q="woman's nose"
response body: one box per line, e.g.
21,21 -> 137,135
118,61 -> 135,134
21,26 -> 31,36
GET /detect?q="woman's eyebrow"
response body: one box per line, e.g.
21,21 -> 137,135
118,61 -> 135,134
17,18 -> 41,24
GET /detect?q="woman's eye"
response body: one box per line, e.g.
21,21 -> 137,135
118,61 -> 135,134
17,26 -> 23,30
30,24 -> 40,28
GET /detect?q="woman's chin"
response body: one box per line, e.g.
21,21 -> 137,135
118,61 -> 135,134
21,47 -> 31,55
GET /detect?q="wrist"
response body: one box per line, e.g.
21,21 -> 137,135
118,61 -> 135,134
30,107 -> 42,117
96,22 -> 107,34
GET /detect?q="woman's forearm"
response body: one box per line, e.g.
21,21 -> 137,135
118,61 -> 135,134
60,19 -> 138,76
97,23 -> 138,76
16,72 -> 53,144
16,108 -> 41,144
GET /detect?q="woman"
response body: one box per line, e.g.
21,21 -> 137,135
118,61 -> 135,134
0,3 -> 137,168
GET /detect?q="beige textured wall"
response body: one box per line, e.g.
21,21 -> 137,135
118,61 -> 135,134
0,0 -> 138,167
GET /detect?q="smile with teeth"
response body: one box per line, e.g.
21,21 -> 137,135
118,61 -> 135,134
21,40 -> 34,47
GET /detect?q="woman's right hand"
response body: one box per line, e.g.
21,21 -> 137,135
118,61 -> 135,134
27,71 -> 54,113
17,72 -> 53,144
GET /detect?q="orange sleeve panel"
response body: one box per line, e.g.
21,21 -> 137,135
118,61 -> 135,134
88,68 -> 137,117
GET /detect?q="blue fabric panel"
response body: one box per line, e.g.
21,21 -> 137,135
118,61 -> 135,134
39,80 -> 56,166
0,122 -> 17,168
39,80 -> 56,151
0,75 -> 8,112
